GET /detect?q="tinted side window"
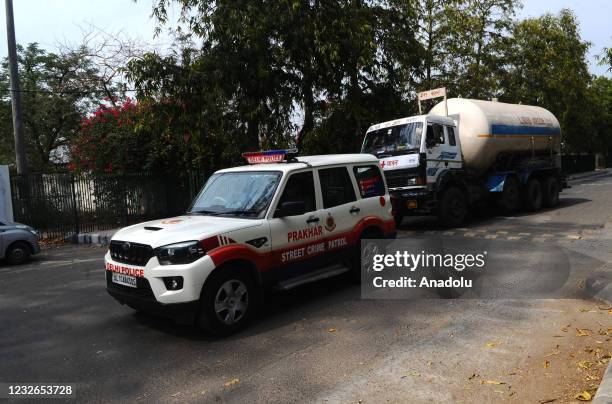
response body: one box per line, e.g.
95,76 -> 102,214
353,165 -> 385,198
277,171 -> 316,215
433,124 -> 445,143
447,126 -> 457,146
318,167 -> 357,208
427,124 -> 445,145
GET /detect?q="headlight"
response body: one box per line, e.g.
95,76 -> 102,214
155,241 -> 205,265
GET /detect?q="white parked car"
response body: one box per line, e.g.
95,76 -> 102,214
105,150 -> 395,335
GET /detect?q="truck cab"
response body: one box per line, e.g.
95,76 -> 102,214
362,115 -> 463,224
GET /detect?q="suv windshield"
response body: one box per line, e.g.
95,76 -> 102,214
189,171 -> 282,219
362,122 -> 423,156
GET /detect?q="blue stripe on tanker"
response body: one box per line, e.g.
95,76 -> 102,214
491,124 -> 560,136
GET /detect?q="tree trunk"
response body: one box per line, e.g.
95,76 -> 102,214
297,78 -> 314,147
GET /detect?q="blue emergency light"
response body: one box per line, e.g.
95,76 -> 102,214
242,148 -> 299,164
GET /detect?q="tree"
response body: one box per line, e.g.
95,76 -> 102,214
0,43 -> 128,171
70,98 -> 145,173
143,0 -> 422,156
415,0 -> 454,91
588,76 -> 612,158
599,43 -> 612,72
502,9 -> 594,152
443,0 -> 520,98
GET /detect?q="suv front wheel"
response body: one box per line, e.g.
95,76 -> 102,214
197,266 -> 257,336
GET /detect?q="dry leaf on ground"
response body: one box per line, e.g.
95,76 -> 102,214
224,378 -> 240,387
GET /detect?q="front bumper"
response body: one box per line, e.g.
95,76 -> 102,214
106,272 -> 199,323
104,251 -> 217,305
31,240 -> 40,255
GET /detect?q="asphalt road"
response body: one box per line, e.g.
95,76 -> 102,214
1,171 -> 611,403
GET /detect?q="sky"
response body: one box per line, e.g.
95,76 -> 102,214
0,0 -> 610,76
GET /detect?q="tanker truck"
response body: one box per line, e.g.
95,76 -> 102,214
361,95 -> 564,227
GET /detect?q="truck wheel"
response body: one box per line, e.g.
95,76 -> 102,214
542,177 -> 560,207
523,178 -> 543,211
497,176 -> 520,213
438,187 -> 467,228
197,266 -> 256,336
6,241 -> 31,265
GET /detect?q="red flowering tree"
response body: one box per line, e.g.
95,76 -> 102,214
70,98 -> 150,174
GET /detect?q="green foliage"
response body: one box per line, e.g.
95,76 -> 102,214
599,43 -> 612,72
0,44 -> 115,170
443,0 -> 520,99
500,9 -> 595,152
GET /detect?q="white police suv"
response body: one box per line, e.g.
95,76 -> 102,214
105,150 -> 395,335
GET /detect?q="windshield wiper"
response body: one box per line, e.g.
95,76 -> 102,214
187,209 -> 225,216
220,209 -> 258,217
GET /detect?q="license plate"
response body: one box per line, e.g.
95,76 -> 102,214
112,272 -> 137,288
406,199 -> 418,209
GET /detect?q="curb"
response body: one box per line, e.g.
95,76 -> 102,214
595,363 -> 612,404
586,273 -> 612,403
71,230 -> 117,246
568,169 -> 609,182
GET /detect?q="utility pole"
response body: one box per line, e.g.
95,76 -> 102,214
4,0 -> 27,174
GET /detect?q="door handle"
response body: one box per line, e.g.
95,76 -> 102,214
306,216 -> 320,224
349,207 -> 360,214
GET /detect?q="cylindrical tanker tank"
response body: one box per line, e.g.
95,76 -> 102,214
429,98 -> 561,175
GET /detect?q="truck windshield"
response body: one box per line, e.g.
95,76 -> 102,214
362,122 -> 423,156
189,171 -> 282,219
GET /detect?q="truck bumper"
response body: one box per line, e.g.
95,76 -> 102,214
391,188 -> 435,216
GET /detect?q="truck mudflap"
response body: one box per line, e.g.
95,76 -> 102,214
390,188 -> 435,216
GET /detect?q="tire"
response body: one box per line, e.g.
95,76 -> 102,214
196,266 -> 257,336
542,176 -> 560,208
437,187 -> 467,228
497,176 -> 520,214
6,241 -> 31,265
522,178 -> 543,211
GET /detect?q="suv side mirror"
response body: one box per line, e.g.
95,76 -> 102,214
276,201 -> 306,217
426,127 -> 437,148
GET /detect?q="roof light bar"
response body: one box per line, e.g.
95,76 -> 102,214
242,148 -> 298,164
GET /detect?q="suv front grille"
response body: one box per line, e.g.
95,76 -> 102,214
109,240 -> 154,266
384,168 -> 419,189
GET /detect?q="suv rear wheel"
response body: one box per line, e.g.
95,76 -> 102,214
6,241 -> 31,265
197,266 -> 257,336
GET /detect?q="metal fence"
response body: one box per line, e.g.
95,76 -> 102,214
10,171 -> 208,239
